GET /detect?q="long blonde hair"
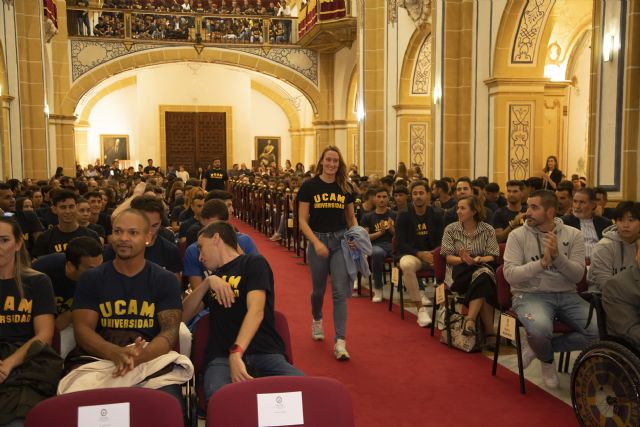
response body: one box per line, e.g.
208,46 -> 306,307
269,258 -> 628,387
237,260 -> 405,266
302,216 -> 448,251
0,218 -> 38,298
315,145 -> 351,194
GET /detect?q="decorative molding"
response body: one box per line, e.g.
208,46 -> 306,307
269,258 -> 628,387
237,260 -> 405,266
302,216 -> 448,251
398,0 -> 432,28
411,34 -> 431,95
388,0 -> 398,24
70,40 -> 319,86
228,46 -> 318,85
511,0 -> 555,64
409,123 -> 427,171
508,104 -> 532,180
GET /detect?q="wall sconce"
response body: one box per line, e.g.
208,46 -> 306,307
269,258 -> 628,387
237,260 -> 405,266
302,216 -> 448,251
433,85 -> 441,105
603,33 -> 615,62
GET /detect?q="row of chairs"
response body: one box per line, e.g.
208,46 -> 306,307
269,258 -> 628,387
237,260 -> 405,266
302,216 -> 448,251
27,310 -> 355,426
25,376 -> 353,427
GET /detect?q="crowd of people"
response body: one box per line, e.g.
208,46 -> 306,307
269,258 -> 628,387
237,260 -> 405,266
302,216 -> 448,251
0,150 -> 638,425
69,0 -> 293,44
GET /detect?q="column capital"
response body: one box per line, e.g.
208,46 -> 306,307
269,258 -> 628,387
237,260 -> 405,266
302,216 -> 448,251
49,114 -> 78,125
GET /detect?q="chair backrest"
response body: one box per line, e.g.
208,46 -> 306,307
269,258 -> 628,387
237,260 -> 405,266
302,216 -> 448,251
25,387 -> 183,427
207,376 -> 354,427
498,243 -> 506,265
495,265 -> 513,310
432,246 -> 446,283
274,310 -> 294,364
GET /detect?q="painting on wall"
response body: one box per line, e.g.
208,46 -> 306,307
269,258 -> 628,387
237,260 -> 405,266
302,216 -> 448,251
101,134 -> 130,166
255,137 -> 280,168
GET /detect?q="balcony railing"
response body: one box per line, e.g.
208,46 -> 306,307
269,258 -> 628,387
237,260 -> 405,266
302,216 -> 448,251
298,0 -> 348,39
66,5 -> 298,47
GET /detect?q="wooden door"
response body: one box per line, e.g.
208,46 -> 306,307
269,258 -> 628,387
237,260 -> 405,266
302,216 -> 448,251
165,111 -> 227,173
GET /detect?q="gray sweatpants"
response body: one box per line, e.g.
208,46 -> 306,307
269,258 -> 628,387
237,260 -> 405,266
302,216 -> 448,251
307,230 -> 350,341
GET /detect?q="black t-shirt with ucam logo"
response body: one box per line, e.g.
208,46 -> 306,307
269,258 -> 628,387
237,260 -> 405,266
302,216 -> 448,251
0,273 -> 56,344
204,168 -> 228,191
72,261 -> 182,341
297,176 -> 355,233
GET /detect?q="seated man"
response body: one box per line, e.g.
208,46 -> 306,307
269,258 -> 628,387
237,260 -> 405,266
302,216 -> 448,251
183,199 -> 258,293
32,189 -> 101,257
503,190 -> 598,388
32,236 -> 103,358
71,209 -> 184,403
182,221 -> 303,400
588,201 -> 640,291
395,180 -> 444,327
561,187 -> 612,261
360,187 -> 396,303
493,180 -> 527,243
602,243 -> 640,348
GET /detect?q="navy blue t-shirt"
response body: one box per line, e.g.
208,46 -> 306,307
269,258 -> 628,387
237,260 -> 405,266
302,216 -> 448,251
297,176 -> 355,233
73,261 -> 182,340
32,253 -> 76,315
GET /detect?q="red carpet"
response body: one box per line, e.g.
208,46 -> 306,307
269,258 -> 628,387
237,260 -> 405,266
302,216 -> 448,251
233,220 -> 579,426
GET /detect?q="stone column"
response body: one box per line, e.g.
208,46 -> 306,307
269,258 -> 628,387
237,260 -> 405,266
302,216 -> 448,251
16,0 -> 48,179
0,95 -> 14,180
49,114 -> 77,176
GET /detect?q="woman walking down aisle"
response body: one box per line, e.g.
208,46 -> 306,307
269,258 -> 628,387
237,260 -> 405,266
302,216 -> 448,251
297,146 -> 357,361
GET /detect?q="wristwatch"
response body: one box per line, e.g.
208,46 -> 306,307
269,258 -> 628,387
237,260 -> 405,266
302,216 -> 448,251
229,343 -> 244,355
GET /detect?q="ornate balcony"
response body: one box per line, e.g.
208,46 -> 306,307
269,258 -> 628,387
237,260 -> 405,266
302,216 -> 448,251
297,0 -> 356,53
66,4 -> 298,49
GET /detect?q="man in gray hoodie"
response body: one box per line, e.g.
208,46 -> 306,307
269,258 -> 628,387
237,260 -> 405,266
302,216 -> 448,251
503,190 -> 597,388
602,244 -> 640,349
588,201 -> 640,291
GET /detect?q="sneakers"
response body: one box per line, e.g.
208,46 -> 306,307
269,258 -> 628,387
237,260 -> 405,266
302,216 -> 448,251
372,289 -> 383,303
334,339 -> 350,361
311,319 -> 324,341
421,292 -> 433,307
540,360 -> 560,388
269,233 -> 281,241
519,327 -> 537,369
417,306 -> 432,327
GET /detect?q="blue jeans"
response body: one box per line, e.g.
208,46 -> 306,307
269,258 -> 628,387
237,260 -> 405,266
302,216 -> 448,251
204,353 -> 304,401
307,230 -> 349,341
371,242 -> 392,290
512,292 -> 598,363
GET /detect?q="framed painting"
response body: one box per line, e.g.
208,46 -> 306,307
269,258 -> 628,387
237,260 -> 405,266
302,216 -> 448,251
101,134 -> 129,166
255,137 -> 280,168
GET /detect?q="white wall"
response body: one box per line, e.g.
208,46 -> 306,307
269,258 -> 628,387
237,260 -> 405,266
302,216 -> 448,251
565,43 -> 591,177
85,62 -> 301,169
250,89 -> 292,164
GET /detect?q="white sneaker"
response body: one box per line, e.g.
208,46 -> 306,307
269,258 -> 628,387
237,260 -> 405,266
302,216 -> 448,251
519,327 -> 537,369
540,360 -> 559,388
417,307 -> 432,327
269,233 -> 281,241
372,289 -> 383,303
421,292 -> 433,307
311,319 -> 324,341
334,339 -> 350,361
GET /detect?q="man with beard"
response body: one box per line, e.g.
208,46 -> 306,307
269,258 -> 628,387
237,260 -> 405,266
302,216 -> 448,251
444,177 -> 494,226
561,187 -> 612,262
395,180 -> 444,327
203,158 -> 228,191
493,180 -> 527,243
503,190 -> 597,388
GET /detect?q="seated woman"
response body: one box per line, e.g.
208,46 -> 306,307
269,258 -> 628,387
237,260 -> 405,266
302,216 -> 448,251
441,196 -> 500,342
0,218 -> 61,426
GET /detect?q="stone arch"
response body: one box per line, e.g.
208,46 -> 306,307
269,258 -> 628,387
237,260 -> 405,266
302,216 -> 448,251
399,26 -> 431,102
61,47 -> 322,118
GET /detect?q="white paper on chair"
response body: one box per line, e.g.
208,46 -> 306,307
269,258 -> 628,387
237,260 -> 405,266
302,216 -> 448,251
257,391 -> 304,426
78,402 -> 130,427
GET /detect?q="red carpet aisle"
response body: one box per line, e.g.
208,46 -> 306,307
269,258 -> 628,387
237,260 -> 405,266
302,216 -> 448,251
232,220 -> 578,427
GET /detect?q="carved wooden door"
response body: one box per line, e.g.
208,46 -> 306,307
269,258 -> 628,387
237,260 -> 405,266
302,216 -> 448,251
165,111 -> 227,173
